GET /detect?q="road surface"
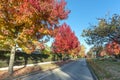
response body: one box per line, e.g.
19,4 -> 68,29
18,59 -> 94,80
39,59 -> 94,80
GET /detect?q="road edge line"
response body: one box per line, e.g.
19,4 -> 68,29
86,60 -> 98,80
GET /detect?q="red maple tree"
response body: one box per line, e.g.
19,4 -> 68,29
52,23 -> 80,55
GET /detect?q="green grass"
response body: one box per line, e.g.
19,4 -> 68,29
87,58 -> 120,80
0,57 -> 52,68
0,61 -> 9,68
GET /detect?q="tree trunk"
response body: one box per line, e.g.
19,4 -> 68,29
60,54 -> 63,60
8,46 -> 16,75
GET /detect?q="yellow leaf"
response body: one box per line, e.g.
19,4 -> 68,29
0,35 -> 4,39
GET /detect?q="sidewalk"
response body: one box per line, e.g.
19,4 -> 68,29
12,60 -> 75,80
0,61 -> 59,71
2,60 -> 74,80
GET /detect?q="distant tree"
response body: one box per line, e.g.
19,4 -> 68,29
99,49 -> 107,57
86,46 -> 104,58
87,49 -> 93,58
52,23 -> 80,58
78,45 -> 86,58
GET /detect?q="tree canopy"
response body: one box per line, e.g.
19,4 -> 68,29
82,14 -> 120,56
52,23 -> 80,55
0,0 -> 70,75
82,14 -> 120,46
0,0 -> 70,53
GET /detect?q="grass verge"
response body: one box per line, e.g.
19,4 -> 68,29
87,58 -> 120,80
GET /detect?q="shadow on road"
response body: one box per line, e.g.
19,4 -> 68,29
39,59 -> 94,80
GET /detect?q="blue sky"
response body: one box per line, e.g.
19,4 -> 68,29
60,0 -> 120,53
47,0 -> 120,53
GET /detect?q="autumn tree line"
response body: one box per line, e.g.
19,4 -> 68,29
0,0 -> 85,75
82,14 -> 120,59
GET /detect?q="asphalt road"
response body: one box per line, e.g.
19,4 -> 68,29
38,58 -> 94,80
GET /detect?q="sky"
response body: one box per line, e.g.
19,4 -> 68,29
60,0 -> 120,53
47,0 -> 120,53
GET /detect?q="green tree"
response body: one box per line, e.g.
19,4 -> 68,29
82,14 -> 120,46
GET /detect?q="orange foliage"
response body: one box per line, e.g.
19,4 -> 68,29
99,50 -> 107,57
106,41 -> 120,55
0,0 -> 69,52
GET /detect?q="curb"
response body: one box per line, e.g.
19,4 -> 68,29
0,61 -> 60,71
86,61 -> 98,80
